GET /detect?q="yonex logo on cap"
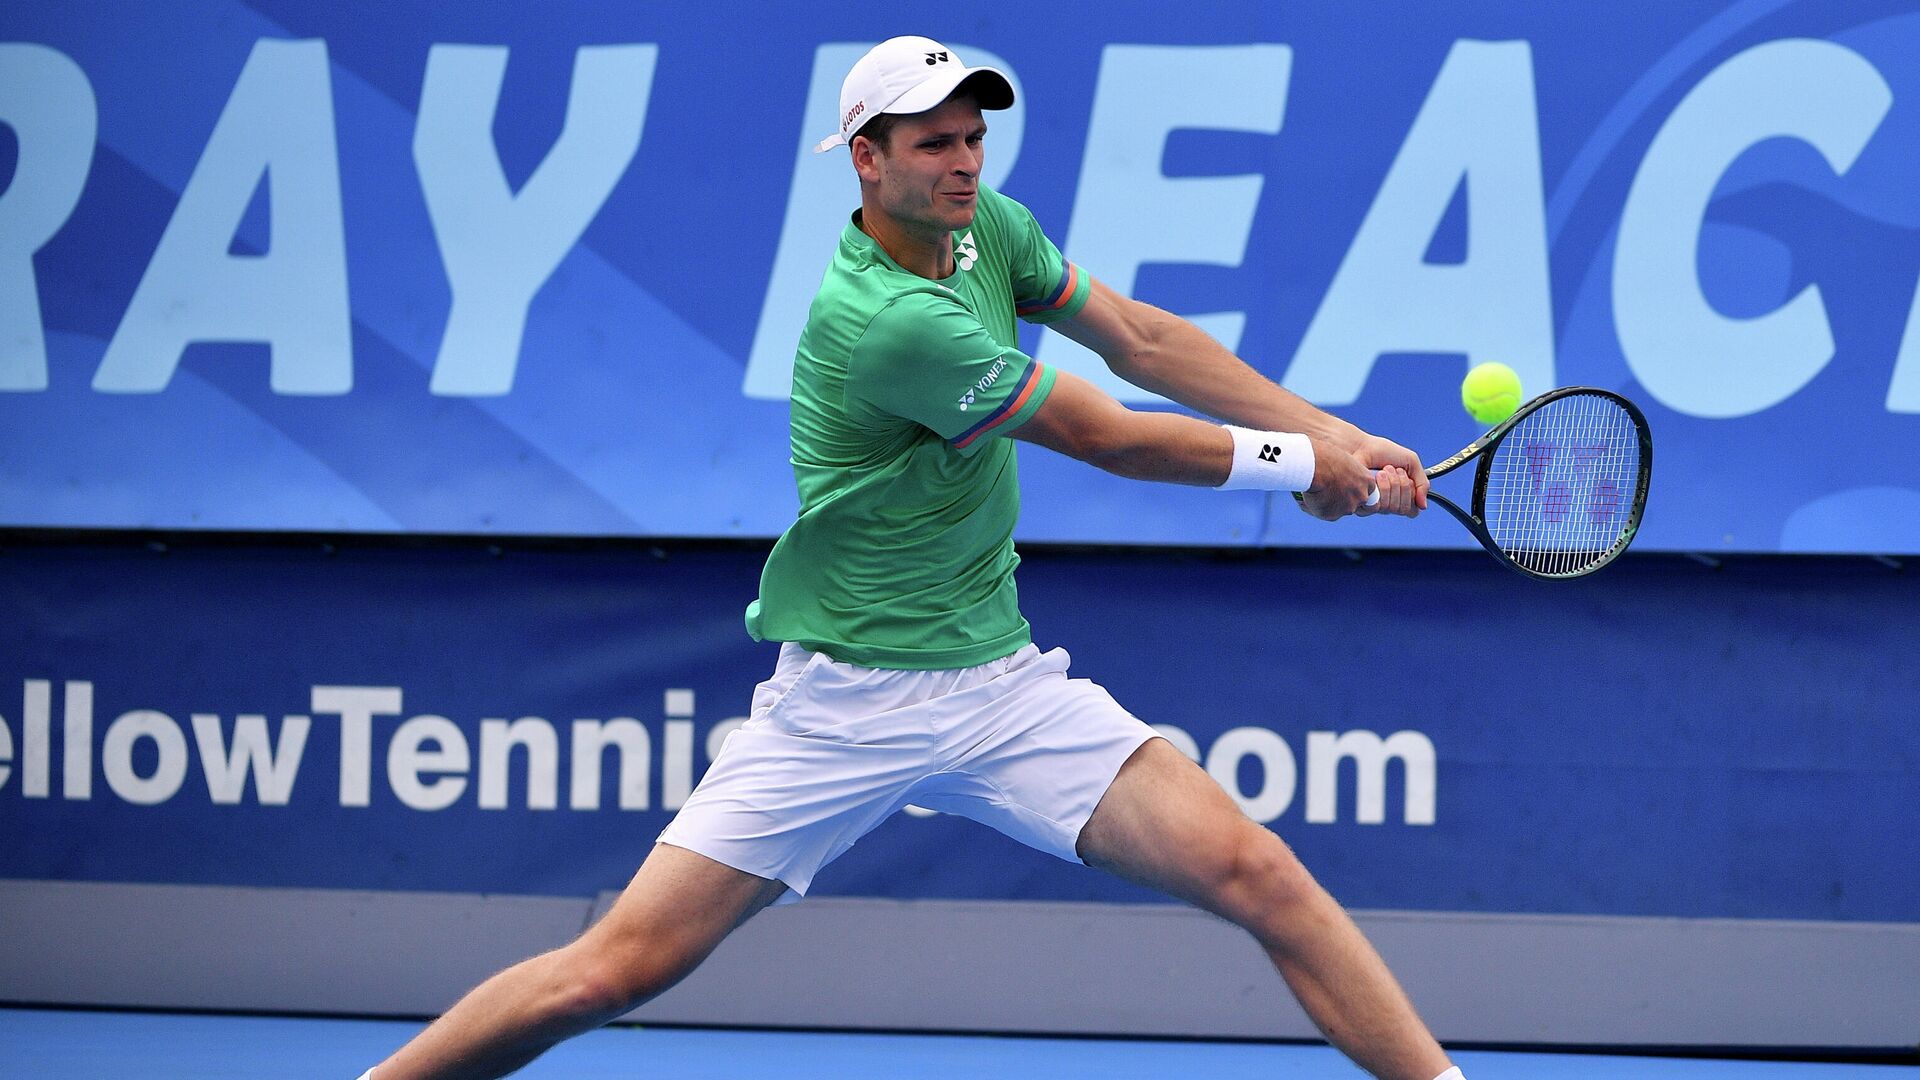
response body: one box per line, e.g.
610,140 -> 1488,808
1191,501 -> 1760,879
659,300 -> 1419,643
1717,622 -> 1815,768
925,51 -> 948,64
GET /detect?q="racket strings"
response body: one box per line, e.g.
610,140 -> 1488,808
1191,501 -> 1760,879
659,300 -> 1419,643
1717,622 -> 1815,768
1482,394 -> 1643,576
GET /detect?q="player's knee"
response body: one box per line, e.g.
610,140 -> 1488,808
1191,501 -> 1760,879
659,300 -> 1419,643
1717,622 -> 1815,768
556,931 -> 698,1019
1214,831 -> 1319,936
552,958 -> 645,1024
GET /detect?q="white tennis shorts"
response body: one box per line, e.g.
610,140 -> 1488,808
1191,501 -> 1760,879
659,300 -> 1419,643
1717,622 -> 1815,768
658,642 -> 1158,903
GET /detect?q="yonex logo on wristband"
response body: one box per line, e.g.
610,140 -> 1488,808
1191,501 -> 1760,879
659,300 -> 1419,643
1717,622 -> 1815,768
1259,444 -> 1285,462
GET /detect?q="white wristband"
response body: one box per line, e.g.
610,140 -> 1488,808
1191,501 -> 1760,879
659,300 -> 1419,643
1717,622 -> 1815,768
1431,1067 -> 1465,1080
1218,427 -> 1314,491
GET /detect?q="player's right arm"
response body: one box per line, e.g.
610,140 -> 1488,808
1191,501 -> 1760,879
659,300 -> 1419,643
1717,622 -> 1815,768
1054,278 -> 1427,517
987,186 -> 1420,519
1013,366 -> 1399,517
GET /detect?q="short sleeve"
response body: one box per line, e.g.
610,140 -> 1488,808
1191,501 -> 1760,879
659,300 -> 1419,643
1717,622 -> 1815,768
986,187 -> 1091,325
847,291 -> 1056,456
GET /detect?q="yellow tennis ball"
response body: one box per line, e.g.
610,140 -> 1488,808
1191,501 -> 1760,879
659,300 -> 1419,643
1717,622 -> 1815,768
1461,362 -> 1522,424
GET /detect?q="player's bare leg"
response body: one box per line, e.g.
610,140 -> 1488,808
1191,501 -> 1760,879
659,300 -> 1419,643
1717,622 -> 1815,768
1077,738 -> 1453,1080
369,844 -> 788,1080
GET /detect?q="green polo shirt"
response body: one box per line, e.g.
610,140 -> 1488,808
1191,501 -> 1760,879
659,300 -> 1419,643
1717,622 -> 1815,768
745,184 -> 1091,668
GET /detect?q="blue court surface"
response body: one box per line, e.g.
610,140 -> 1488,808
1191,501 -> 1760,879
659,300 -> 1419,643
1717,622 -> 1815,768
2,1008 -> 1913,1079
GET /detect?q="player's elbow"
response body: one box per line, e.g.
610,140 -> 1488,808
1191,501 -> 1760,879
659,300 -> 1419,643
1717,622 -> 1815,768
1033,419 -> 1118,469
1076,421 -> 1180,482
1100,301 -> 1175,383
1028,414 -> 1137,475
1017,368 -> 1192,482
1076,430 -> 1136,475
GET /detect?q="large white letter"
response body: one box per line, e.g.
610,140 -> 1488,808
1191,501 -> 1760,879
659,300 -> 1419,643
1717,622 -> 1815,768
1305,730 -> 1436,825
1890,275 -> 1920,413
0,709 -> 13,790
743,43 -> 1025,399
1614,40 -> 1890,418
415,44 -> 655,396
478,716 -> 558,810
1287,40 -> 1552,404
102,710 -> 189,805
192,713 -> 311,805
22,679 -> 50,798
96,39 -> 351,394
312,685 -> 401,807
1037,45 -> 1289,402
0,45 -> 95,391
570,718 -> 650,811
387,714 -> 469,811
63,680 -> 92,800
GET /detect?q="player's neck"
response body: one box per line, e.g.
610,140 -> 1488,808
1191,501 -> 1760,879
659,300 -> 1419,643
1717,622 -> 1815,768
857,204 -> 955,280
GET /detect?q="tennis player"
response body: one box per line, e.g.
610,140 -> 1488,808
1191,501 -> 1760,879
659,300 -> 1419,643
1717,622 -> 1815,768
358,36 -> 1460,1080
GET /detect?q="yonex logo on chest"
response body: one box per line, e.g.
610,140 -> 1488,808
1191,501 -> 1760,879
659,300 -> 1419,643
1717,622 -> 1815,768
954,231 -> 978,272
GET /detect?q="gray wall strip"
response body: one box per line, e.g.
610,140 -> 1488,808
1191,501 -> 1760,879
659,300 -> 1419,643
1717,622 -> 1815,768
624,896 -> 1920,1048
0,879 -> 592,1017
3,879 -> 1915,1050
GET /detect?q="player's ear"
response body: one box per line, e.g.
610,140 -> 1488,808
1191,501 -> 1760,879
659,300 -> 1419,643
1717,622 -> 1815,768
850,135 -> 882,183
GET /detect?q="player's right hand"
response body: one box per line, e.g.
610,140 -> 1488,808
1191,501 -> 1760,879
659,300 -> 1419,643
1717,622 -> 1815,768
1357,465 -> 1418,518
1352,433 -> 1429,513
1298,438 -> 1378,520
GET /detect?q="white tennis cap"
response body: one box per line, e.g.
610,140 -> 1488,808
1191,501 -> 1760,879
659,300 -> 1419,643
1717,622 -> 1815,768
813,36 -> 1015,153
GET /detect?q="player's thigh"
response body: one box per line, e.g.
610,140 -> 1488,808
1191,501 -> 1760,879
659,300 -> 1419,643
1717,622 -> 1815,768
1076,737 -> 1313,926
573,842 -> 788,988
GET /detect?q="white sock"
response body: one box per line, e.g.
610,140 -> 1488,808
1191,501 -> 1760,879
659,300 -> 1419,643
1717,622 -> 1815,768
1432,1067 -> 1465,1080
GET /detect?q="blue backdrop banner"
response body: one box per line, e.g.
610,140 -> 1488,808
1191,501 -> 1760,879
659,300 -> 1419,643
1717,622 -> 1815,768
4,1 -> 1920,551
2,539 -> 1915,923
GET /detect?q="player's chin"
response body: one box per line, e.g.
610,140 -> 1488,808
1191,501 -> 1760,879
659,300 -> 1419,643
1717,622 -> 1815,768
939,193 -> 978,223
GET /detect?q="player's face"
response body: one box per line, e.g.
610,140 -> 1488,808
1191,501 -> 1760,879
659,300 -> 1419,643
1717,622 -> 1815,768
861,96 -> 987,238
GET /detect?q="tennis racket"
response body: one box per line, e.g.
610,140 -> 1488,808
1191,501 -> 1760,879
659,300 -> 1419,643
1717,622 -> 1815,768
1310,387 -> 1653,579
1415,386 -> 1652,578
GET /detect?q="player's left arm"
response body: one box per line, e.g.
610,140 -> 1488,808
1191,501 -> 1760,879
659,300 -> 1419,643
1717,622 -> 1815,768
1052,278 -> 1428,511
